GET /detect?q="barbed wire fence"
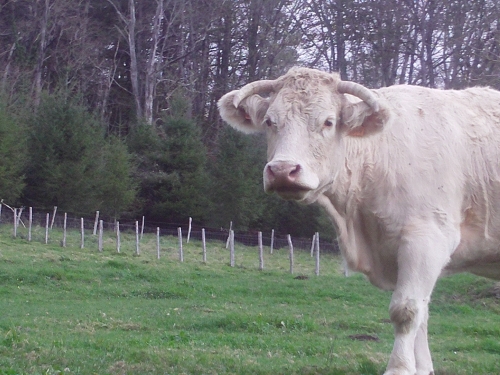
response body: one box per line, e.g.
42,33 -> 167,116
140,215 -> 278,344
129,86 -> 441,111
0,204 -> 340,258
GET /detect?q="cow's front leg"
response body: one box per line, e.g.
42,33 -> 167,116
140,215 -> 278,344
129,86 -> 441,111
414,310 -> 434,375
387,302 -> 434,375
383,226 -> 455,375
384,294 -> 427,375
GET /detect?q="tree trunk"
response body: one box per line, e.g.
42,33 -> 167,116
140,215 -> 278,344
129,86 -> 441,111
144,0 -> 163,125
33,0 -> 50,108
247,0 -> 261,80
1,42 -> 16,95
207,3 -> 232,139
128,0 -> 142,121
335,0 -> 347,80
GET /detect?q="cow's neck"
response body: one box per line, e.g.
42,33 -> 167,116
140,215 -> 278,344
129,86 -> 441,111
319,141 -> 400,289
319,179 -> 376,278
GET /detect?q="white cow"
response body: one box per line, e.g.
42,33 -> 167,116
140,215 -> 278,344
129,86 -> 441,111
218,67 -> 500,375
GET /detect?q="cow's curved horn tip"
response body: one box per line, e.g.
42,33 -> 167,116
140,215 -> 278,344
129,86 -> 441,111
232,96 -> 242,109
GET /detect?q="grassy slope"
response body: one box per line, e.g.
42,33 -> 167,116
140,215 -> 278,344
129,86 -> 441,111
0,226 -> 498,375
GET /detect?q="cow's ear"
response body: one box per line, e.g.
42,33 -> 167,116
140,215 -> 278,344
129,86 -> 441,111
340,99 -> 389,137
218,91 -> 270,134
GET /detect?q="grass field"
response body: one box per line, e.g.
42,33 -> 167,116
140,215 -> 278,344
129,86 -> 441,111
0,224 -> 499,374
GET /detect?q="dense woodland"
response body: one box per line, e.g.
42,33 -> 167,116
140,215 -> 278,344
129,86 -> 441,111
0,0 -> 499,238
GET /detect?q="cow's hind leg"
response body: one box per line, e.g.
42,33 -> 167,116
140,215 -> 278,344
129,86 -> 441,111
383,224 -> 456,375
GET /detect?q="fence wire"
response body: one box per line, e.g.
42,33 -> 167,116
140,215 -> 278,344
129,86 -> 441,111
0,207 -> 340,254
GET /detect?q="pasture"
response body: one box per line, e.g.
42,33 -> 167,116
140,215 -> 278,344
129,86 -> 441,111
0,225 -> 498,374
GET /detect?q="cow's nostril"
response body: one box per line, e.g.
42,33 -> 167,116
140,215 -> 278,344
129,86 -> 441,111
267,162 -> 300,180
266,164 -> 276,178
289,164 -> 301,177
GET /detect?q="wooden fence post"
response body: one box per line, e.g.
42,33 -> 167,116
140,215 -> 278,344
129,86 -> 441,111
187,217 -> 192,243
258,231 -> 264,271
140,216 -> 145,240
98,220 -> 103,252
287,234 -> 294,274
28,207 -> 32,242
178,227 -> 184,262
62,213 -> 67,247
50,206 -> 57,229
315,232 -> 320,276
226,221 -> 233,248
13,208 -> 17,238
80,218 -> 84,249
230,230 -> 235,267
16,207 -> 23,228
93,211 -> 99,235
310,233 -> 316,257
343,258 -> 350,277
45,213 -> 49,244
202,228 -> 206,263
135,221 -> 140,255
270,229 -> 275,254
156,227 -> 160,259
116,221 -> 120,253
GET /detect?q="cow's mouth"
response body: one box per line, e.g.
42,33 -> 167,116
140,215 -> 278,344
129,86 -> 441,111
267,178 -> 332,205
272,186 -> 311,201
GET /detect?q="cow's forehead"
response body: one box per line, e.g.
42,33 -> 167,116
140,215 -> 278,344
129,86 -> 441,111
268,84 -> 340,122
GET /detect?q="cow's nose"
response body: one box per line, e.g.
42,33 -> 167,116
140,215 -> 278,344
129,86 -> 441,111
265,161 -> 302,187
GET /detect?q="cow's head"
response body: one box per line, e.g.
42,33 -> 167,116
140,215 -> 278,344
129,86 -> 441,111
218,67 -> 388,204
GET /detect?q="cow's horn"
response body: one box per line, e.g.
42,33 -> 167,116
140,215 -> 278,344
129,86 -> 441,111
337,81 -> 380,112
232,80 -> 277,108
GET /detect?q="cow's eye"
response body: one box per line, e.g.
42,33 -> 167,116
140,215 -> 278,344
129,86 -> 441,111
324,119 -> 334,127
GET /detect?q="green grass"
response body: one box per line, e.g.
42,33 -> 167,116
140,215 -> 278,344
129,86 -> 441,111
0,224 -> 498,374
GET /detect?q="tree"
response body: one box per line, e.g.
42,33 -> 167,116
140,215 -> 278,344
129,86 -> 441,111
439,0 -> 500,88
155,115 -> 211,223
129,96 -> 211,224
106,0 -> 142,121
300,0 -> 500,89
22,94 -> 135,216
95,137 -> 137,220
0,105 -> 26,204
209,127 -> 267,230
